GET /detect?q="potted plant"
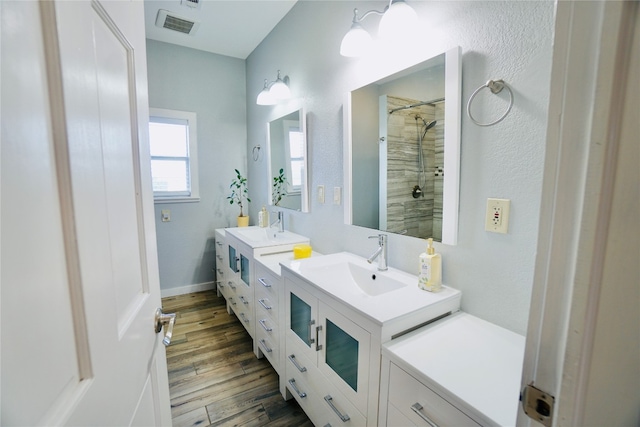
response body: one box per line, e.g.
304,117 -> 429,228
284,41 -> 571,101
227,169 -> 251,227
272,168 -> 288,206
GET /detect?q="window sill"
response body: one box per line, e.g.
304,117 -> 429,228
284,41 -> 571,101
154,197 -> 200,204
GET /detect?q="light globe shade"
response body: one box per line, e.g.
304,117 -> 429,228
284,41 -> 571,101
378,0 -> 419,42
269,75 -> 291,100
256,80 -> 276,105
340,22 -> 374,57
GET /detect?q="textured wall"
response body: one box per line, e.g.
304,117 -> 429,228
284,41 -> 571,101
146,40 -> 247,292
246,1 -> 554,335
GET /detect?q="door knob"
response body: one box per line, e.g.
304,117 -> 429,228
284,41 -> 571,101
155,308 -> 176,346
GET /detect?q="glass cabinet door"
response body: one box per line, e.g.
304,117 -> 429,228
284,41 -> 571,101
240,253 -> 250,286
285,278 -> 318,363
228,245 -> 239,273
319,303 -> 371,415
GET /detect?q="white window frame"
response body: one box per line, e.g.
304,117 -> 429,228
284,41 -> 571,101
149,108 -> 200,203
283,119 -> 303,195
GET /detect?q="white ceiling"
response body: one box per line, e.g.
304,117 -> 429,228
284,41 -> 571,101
144,0 -> 297,59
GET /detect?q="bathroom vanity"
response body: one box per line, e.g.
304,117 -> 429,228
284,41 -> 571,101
380,312 -> 526,426
281,252 -> 462,426
214,226 -> 310,360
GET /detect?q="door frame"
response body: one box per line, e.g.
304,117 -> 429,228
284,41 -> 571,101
519,1 -> 638,425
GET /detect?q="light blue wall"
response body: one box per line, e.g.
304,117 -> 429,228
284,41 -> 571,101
146,40 -> 247,292
246,1 -> 554,335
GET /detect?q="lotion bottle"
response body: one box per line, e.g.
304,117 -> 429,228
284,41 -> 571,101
258,206 -> 268,228
418,238 -> 442,292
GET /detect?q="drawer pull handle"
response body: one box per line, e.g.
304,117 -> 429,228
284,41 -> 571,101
259,339 -> 272,353
258,298 -> 272,310
324,395 -> 350,422
239,312 -> 249,323
218,281 -> 225,289
288,378 -> 307,398
259,319 -> 273,332
288,354 -> 307,372
217,268 -> 224,275
240,296 -> 249,305
228,281 -> 236,290
229,297 -> 236,306
258,277 -> 271,288
411,403 -> 439,427
216,254 -> 223,260
216,241 -> 222,247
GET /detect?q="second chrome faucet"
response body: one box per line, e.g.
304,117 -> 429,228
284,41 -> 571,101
367,234 -> 388,271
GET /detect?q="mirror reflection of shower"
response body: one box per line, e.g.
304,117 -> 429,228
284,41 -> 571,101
383,95 -> 445,240
413,116 -> 437,199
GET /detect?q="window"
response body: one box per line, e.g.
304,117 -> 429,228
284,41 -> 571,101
283,119 -> 304,193
148,108 -> 199,202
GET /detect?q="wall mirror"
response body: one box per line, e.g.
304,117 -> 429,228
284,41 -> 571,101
267,107 -> 309,212
344,46 -> 461,244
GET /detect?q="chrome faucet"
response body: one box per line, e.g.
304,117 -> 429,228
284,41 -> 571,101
270,211 -> 284,232
367,234 -> 388,271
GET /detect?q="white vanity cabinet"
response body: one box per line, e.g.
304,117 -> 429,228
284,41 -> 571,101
284,275 -> 372,426
225,234 -> 256,340
253,261 -> 281,370
214,229 -> 228,300
224,226 -> 310,360
379,312 -> 526,427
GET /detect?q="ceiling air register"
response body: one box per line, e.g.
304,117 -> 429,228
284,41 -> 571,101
155,9 -> 200,35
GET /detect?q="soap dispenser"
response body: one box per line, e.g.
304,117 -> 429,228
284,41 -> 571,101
258,206 -> 268,228
418,238 -> 442,292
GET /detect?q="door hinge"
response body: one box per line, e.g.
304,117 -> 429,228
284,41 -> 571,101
521,383 -> 554,427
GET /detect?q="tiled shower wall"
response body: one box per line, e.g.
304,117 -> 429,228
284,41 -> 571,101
386,96 -> 444,240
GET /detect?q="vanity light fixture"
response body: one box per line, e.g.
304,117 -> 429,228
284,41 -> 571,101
256,70 -> 291,105
340,0 -> 418,57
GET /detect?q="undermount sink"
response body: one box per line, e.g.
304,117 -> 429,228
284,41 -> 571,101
282,251 -> 462,338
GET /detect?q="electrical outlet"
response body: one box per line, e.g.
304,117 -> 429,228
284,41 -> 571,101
161,209 -> 171,222
485,198 -> 510,233
318,185 -> 325,204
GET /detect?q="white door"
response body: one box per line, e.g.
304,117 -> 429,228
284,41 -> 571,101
1,1 -> 172,425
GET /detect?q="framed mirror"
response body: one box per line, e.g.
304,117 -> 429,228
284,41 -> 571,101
344,46 -> 461,244
267,107 -> 309,212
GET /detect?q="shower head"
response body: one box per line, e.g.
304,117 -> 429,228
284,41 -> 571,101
424,120 -> 437,131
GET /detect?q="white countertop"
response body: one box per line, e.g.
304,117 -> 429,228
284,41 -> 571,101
281,252 -> 461,327
382,312 -> 525,426
254,250 -> 322,276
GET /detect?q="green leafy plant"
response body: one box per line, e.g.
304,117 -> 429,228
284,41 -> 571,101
272,168 -> 288,206
227,169 -> 251,217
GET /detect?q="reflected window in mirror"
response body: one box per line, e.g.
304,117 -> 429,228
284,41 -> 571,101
267,107 -> 309,212
344,46 -> 461,244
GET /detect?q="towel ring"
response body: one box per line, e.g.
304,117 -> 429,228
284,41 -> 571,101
252,145 -> 261,161
467,79 -> 513,127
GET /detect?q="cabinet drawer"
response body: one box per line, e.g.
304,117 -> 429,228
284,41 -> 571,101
255,295 -> 278,324
255,269 -> 280,303
388,363 -> 479,427
256,328 -> 279,370
285,353 -> 367,427
256,309 -> 278,335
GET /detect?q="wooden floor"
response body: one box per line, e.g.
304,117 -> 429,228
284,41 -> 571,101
161,290 -> 313,427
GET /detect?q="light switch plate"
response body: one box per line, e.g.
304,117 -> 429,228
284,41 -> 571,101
317,185 -> 325,204
161,209 -> 171,222
333,187 -> 341,205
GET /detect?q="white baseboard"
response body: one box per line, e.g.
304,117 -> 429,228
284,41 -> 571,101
161,281 -> 216,298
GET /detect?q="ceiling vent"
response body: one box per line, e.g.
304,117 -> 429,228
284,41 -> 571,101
155,9 -> 200,36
